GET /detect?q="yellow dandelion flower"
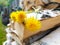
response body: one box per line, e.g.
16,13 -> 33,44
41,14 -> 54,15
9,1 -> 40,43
10,11 -> 17,21
25,17 -> 41,32
16,11 -> 26,23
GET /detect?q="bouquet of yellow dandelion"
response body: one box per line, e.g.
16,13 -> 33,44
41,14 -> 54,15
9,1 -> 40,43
25,17 -> 41,32
10,11 -> 41,32
10,11 -> 26,23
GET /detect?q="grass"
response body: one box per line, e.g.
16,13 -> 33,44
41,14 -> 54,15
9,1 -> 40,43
0,15 -> 6,45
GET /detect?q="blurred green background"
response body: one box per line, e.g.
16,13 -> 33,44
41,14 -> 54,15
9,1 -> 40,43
0,0 -> 9,45
0,15 -> 6,45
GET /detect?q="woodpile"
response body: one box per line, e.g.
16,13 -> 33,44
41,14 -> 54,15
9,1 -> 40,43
23,0 -> 60,10
3,0 -> 60,45
3,16 -> 60,45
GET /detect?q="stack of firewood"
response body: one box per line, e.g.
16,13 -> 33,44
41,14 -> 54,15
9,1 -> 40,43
3,0 -> 60,45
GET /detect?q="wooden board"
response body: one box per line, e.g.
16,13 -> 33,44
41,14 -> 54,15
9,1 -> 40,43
50,0 -> 60,3
24,16 -> 60,39
23,0 -> 44,11
14,16 -> 60,40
